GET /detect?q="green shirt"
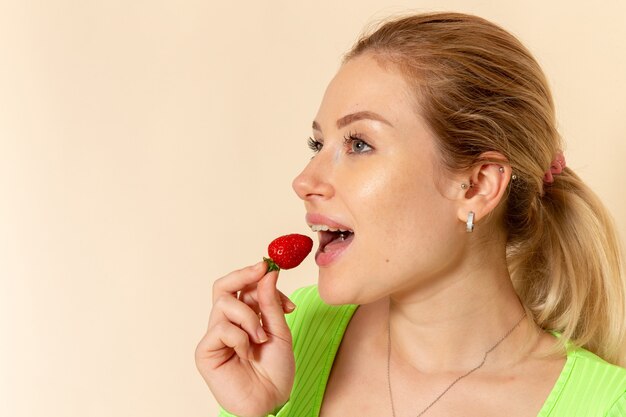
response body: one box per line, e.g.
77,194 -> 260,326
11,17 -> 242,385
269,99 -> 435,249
220,285 -> 626,416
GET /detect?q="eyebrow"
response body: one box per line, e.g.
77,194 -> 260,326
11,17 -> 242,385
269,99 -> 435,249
311,111 -> 393,132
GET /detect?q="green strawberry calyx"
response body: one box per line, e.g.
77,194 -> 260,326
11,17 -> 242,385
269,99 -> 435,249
263,257 -> 280,272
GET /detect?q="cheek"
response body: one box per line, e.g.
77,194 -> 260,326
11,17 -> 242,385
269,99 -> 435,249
319,152 -> 461,304
349,157 -> 449,235
347,159 -> 459,274
381,183 -> 453,257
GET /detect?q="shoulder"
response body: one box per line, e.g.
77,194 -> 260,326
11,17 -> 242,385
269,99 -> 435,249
548,345 -> 626,416
268,285 -> 357,416
568,346 -> 626,387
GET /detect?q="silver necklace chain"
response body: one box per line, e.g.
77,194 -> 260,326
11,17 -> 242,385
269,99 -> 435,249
386,310 -> 526,417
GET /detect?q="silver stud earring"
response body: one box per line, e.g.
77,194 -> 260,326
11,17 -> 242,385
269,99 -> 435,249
511,174 -> 517,180
498,166 -> 505,173
461,181 -> 473,190
466,211 -> 475,233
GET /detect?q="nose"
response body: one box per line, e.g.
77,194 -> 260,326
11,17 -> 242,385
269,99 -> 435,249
292,153 -> 335,202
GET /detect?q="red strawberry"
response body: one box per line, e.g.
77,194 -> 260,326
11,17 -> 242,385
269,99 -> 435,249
264,234 -> 313,272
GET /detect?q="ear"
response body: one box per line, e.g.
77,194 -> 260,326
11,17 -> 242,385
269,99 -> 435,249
455,151 -> 512,225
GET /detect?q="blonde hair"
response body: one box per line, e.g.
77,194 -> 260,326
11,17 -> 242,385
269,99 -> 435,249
345,12 -> 626,366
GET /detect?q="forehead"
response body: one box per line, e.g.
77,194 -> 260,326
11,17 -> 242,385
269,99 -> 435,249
315,54 -> 419,128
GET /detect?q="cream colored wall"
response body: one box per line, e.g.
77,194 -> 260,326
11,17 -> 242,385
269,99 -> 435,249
0,1 -> 624,416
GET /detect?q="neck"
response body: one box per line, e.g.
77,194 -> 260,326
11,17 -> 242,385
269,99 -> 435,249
384,254 -> 532,374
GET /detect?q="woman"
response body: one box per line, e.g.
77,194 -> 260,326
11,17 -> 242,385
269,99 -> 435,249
195,12 -> 626,417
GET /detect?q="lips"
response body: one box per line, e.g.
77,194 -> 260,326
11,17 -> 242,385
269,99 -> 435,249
306,213 -> 355,267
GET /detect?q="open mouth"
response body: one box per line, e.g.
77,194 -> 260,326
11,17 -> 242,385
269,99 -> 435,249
317,228 -> 355,253
306,214 -> 355,266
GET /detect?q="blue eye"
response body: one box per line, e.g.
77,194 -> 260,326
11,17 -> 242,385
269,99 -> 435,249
344,133 -> 372,154
307,137 -> 323,153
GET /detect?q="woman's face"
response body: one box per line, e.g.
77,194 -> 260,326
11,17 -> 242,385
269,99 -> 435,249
292,54 -> 467,305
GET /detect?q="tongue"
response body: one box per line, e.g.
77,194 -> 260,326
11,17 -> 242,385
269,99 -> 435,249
322,232 -> 354,252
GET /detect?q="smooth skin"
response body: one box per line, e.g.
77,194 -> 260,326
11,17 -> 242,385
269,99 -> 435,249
196,54 -> 566,417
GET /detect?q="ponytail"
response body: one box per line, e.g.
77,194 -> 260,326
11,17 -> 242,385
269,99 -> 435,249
508,168 -> 626,366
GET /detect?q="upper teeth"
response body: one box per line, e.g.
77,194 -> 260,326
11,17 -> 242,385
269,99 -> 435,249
309,224 -> 352,233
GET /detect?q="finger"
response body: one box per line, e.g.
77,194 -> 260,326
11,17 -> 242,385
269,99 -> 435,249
237,289 -> 260,316
240,288 -> 296,314
279,291 -> 297,312
200,321 -> 253,361
212,261 -> 267,303
209,295 -> 268,344
256,271 -> 291,342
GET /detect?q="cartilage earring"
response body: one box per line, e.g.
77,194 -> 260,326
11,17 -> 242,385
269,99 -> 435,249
498,166 -> 505,173
461,181 -> 473,190
466,211 -> 475,233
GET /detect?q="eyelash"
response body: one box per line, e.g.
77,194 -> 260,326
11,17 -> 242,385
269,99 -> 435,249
344,131 -> 372,154
307,131 -> 373,155
307,137 -> 323,153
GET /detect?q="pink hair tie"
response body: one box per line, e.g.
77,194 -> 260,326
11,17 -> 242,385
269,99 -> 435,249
543,151 -> 566,184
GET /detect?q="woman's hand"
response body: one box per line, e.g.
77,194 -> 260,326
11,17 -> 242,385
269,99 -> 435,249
195,261 -> 296,417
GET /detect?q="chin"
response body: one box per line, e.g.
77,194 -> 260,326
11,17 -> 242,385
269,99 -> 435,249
317,269 -> 374,306
317,271 -> 353,305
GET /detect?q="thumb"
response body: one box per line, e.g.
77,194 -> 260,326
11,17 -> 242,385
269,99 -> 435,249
257,270 -> 291,342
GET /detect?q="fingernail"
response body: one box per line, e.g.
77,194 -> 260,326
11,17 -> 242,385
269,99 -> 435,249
256,327 -> 268,343
285,300 -> 296,311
